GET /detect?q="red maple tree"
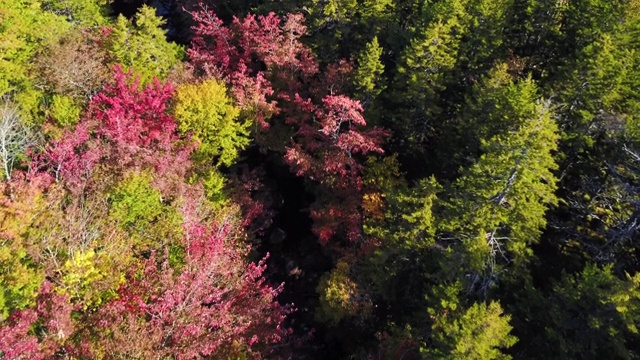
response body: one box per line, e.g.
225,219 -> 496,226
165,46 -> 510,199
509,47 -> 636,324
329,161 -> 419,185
188,6 -> 388,246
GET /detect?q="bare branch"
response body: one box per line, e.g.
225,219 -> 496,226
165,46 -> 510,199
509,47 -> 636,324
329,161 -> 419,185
0,100 -> 32,181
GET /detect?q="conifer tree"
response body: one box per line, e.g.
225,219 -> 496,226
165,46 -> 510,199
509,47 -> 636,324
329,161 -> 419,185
425,284 -> 517,360
441,72 -> 559,292
105,5 -> 184,85
389,0 -> 471,153
513,264 -> 640,359
353,36 -> 385,102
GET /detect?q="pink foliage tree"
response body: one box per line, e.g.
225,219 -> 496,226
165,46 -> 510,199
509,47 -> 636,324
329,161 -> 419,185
10,66 -> 290,358
0,309 -> 41,360
90,221 -> 290,359
32,66 -> 193,195
188,7 -> 388,246
0,282 -> 76,359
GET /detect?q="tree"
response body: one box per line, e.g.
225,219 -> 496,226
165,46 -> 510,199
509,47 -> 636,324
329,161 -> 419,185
0,309 -> 40,359
284,94 -> 387,244
105,5 -> 184,85
173,79 -> 248,167
358,158 -> 444,326
2,65 -> 289,359
188,7 -> 387,246
440,71 -> 559,293
513,264 -> 640,359
546,22 -> 640,270
36,29 -> 110,102
0,101 -> 32,180
88,221 -> 290,359
35,67 -> 192,193
316,260 -> 371,324
0,172 -> 50,319
0,0 -> 70,123
426,297 -> 517,360
41,0 -> 111,26
353,36 -> 386,102
457,0 -> 511,76
390,11 -> 466,152
108,171 -> 183,251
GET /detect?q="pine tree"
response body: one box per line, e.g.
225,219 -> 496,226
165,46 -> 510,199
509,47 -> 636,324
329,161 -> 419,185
457,0 -> 511,76
441,72 -> 559,293
105,5 -> 184,85
391,20 -> 462,151
513,264 -> 640,359
353,36 -> 385,102
425,284 -> 517,360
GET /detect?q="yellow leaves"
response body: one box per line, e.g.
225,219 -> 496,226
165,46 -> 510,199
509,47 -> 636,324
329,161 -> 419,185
199,168 -> 227,204
60,249 -> 103,294
59,248 -> 125,308
363,154 -> 403,190
316,261 -> 371,324
173,79 -> 248,167
363,192 -> 385,220
0,186 -> 43,241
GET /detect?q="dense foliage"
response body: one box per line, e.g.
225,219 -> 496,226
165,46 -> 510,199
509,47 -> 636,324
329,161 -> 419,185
0,0 -> 639,358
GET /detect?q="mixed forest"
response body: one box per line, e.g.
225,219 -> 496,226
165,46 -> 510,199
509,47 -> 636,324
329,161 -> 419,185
0,0 -> 639,358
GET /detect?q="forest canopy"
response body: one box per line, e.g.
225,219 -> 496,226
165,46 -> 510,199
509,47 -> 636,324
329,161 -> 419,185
0,0 -> 639,359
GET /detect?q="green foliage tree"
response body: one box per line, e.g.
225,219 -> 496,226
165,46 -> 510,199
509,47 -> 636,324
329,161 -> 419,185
389,0 -> 471,153
362,156 -> 442,314
441,71 -> 559,291
546,10 -> 640,270
353,36 -> 385,102
552,264 -> 640,358
457,0 -> 511,75
105,5 -> 184,85
0,247 -> 43,320
48,94 -> 81,126
0,177 -> 48,318
41,0 -> 111,26
513,264 -> 640,359
0,0 -> 70,123
563,0 -> 627,55
109,171 -> 183,250
425,283 -> 517,360
173,79 -> 248,167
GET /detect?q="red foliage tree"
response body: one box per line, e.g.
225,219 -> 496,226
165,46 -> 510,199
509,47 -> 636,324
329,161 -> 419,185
0,281 -> 76,359
33,66 -> 193,195
188,7 -> 388,246
285,95 -> 387,244
0,309 -> 41,360
89,221 -> 289,359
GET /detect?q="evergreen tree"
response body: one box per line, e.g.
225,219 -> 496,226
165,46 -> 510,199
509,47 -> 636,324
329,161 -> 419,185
105,5 -> 184,85
425,284 -> 517,360
353,36 -> 385,102
440,71 -> 559,293
513,264 -> 640,359
390,18 -> 463,153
